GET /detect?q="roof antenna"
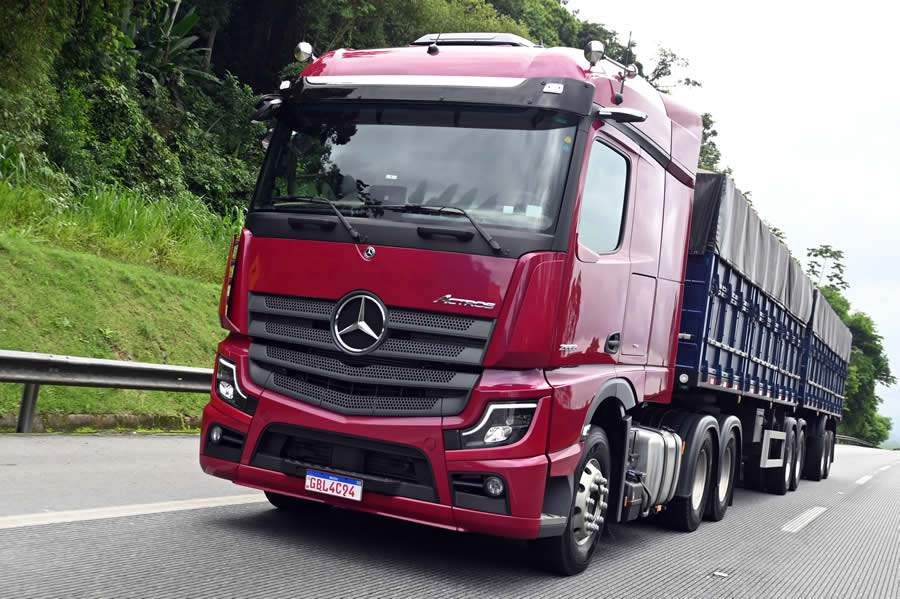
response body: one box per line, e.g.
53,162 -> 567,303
427,32 -> 441,55
614,31 -> 637,105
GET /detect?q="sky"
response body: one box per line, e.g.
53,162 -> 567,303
568,0 -> 900,442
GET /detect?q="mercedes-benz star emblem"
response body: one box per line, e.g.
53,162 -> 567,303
363,246 -> 376,260
332,292 -> 387,354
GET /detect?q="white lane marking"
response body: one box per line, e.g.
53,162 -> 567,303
781,506 -> 828,533
855,474 -> 873,485
877,465 -> 891,472
0,494 -> 266,530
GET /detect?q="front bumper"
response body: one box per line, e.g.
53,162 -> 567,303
199,338 -> 571,540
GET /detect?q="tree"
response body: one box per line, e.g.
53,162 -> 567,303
699,113 -> 723,172
645,48 -> 701,92
815,269 -> 894,446
806,244 -> 849,291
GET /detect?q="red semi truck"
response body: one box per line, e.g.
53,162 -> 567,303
199,33 -> 851,575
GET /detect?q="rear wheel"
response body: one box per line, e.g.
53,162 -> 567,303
790,427 -> 805,491
766,421 -> 795,495
664,431 -> 713,532
803,418 -> 827,481
705,430 -> 736,521
531,426 -> 611,576
822,430 -> 834,479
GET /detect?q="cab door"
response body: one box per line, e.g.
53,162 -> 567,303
556,126 -> 637,366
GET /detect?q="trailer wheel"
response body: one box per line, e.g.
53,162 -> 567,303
531,426 -> 611,576
766,420 -> 795,495
664,431 -> 713,532
803,418 -> 827,481
705,429 -> 736,521
822,430 -> 834,479
789,427 -> 805,491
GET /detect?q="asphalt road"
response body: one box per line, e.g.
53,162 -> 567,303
0,436 -> 897,599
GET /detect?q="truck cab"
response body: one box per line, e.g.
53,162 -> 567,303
199,33 -> 845,576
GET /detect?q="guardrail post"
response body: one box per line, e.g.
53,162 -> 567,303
16,383 -> 40,433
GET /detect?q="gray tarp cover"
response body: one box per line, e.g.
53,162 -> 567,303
812,291 -> 853,361
690,172 -> 815,322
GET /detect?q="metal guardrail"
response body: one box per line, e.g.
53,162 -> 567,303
0,350 -> 213,433
835,434 -> 876,448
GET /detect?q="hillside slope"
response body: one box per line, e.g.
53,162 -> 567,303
0,233 -> 221,428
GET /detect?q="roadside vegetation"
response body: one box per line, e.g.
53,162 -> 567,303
0,233 -> 220,428
0,0 -> 892,443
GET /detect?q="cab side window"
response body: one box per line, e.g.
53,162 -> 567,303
577,141 -> 628,253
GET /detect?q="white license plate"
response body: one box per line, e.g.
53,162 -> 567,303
304,469 -> 363,501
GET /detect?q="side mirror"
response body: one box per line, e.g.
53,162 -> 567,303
295,41 -> 315,63
585,40 -> 604,66
260,129 -> 274,150
594,107 -> 648,123
251,94 -> 283,123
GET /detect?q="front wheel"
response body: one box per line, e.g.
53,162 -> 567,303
530,426 -> 612,576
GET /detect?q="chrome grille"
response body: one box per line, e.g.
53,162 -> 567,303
247,292 -> 493,416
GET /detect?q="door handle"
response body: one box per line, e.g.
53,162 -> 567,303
605,332 -> 621,354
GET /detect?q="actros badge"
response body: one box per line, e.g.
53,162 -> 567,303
434,294 -> 496,310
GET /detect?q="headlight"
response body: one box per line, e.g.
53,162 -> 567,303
216,357 -> 256,414
457,402 -> 537,449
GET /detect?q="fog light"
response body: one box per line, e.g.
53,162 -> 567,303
209,425 -> 223,444
678,373 -> 689,384
217,380 -> 235,401
484,476 -> 505,497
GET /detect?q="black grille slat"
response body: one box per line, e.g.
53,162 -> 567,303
247,292 -> 494,416
257,345 -> 476,388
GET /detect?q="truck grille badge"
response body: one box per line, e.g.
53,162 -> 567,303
434,294 -> 496,310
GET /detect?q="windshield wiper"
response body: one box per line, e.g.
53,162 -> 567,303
271,195 -> 363,242
378,204 -> 504,255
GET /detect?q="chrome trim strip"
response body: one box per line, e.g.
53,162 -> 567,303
461,401 -> 538,437
305,75 -> 527,88
218,357 -> 247,399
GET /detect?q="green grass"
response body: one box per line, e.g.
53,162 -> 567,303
0,232 -> 221,421
0,180 -> 239,281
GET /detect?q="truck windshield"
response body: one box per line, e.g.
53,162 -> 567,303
253,102 -> 579,233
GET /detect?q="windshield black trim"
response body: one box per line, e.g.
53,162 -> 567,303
246,210 -> 557,259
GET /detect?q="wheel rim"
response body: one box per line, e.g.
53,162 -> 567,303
691,449 -> 709,511
794,434 -> 804,482
820,436 -> 827,475
784,434 -> 794,486
718,444 -> 733,503
572,458 -> 608,546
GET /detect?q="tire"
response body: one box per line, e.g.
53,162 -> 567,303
766,421 -> 795,495
265,491 -> 311,511
531,426 -> 612,576
664,431 -> 713,532
790,427 -> 805,491
822,430 -> 834,479
705,429 -> 736,521
803,419 -> 826,481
